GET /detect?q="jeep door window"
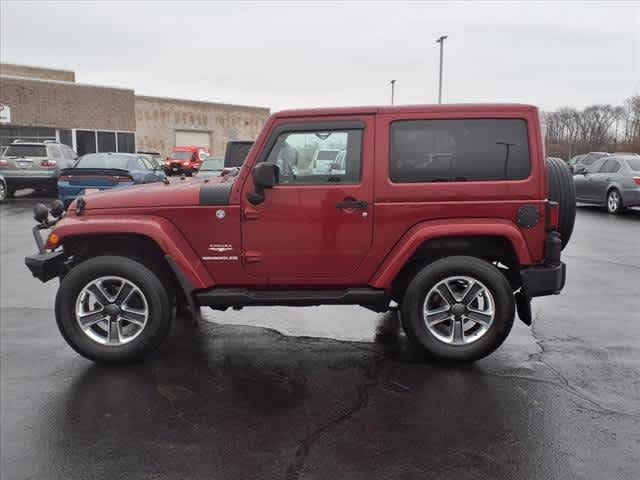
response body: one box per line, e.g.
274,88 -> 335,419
390,119 -> 530,182
264,129 -> 362,184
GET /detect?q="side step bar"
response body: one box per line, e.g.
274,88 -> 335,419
195,287 -> 389,312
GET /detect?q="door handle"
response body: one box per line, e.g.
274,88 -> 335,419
336,199 -> 368,209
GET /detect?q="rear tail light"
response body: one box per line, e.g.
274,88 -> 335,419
0,159 -> 8,166
547,201 -> 560,231
40,159 -> 57,168
113,175 -> 132,182
633,177 -> 640,186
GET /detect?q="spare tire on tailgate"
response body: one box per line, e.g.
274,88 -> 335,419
546,157 -> 576,250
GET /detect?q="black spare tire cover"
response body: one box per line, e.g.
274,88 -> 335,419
546,157 -> 576,250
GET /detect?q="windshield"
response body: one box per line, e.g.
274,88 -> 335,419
75,154 -> 131,169
171,151 -> 192,160
141,154 -> 160,168
4,145 -> 47,157
201,158 -> 224,171
625,158 -> 640,171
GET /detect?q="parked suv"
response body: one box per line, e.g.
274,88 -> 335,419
0,140 -> 77,196
25,104 -> 575,364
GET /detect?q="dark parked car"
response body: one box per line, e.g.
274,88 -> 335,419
574,155 -> 640,214
0,140 -> 76,196
57,152 -> 166,207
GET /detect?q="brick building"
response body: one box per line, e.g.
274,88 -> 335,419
0,63 -> 269,157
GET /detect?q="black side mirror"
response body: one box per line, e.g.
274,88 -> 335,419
248,163 -> 279,205
574,166 -> 586,175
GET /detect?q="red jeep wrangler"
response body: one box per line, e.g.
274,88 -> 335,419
25,104 -> 575,364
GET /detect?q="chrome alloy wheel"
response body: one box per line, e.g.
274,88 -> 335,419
75,276 -> 149,346
607,190 -> 621,213
423,276 -> 495,345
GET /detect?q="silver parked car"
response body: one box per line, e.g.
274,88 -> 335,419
573,155 -> 640,214
0,140 -> 77,197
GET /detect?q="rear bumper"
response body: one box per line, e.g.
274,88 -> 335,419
621,188 -> 640,207
25,251 -> 67,282
1,171 -> 57,188
521,262 -> 566,297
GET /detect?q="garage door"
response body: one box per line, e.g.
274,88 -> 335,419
175,131 -> 211,149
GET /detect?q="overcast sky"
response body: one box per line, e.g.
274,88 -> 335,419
1,1 -> 638,112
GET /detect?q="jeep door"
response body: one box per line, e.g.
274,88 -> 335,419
240,118 -> 374,283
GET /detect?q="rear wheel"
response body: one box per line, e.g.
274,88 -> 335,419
606,189 -> 623,214
0,180 -> 6,201
55,256 -> 172,363
401,256 -> 515,362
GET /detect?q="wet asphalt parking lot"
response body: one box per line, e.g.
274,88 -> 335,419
1,191 -> 639,480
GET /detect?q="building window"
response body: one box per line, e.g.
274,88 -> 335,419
58,129 -> 73,148
76,130 -> 97,156
117,132 -> 135,153
0,126 -> 56,148
97,131 -> 116,152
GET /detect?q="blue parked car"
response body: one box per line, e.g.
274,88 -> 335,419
58,152 -> 166,207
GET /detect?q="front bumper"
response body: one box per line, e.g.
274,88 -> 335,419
25,251 -> 67,282
166,163 -> 195,175
521,262 -> 566,297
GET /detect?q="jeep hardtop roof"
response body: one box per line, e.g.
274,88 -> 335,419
273,103 -> 537,119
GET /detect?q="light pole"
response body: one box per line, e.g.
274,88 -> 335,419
390,79 -> 396,105
436,35 -> 447,104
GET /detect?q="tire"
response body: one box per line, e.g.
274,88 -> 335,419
401,256 -> 515,362
606,188 -> 623,215
55,255 -> 172,363
0,180 -> 6,202
546,157 -> 576,250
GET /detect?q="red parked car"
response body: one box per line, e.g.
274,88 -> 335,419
164,145 -> 210,176
26,103 -> 575,364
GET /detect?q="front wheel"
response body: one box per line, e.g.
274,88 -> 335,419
55,256 -> 172,363
401,256 -> 515,362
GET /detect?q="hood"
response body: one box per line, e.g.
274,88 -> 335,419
76,177 -> 234,210
78,179 -> 201,210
